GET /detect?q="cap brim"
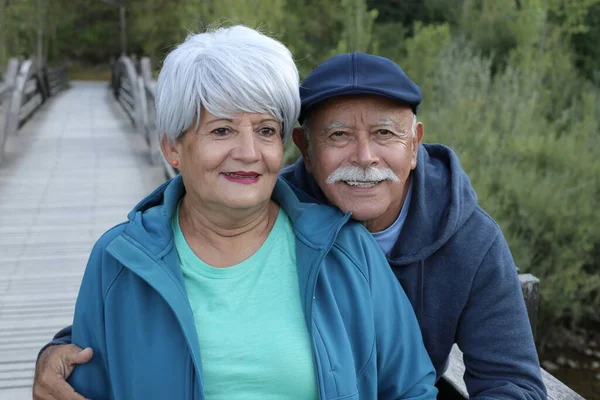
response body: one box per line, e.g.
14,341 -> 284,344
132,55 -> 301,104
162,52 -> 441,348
299,87 -> 418,124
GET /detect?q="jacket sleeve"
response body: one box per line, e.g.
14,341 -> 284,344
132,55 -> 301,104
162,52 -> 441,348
36,325 -> 73,360
456,233 -> 547,399
367,244 -> 438,399
66,240 -> 115,400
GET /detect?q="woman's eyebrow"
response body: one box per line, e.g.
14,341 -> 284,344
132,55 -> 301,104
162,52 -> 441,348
259,118 -> 280,124
205,117 -> 234,125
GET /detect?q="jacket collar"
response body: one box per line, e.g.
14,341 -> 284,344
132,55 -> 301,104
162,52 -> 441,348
120,174 -> 351,256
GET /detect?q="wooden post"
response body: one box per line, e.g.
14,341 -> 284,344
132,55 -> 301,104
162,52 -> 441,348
140,57 -> 152,86
0,58 -> 19,164
443,345 -> 585,399
3,59 -> 24,137
519,273 -> 540,339
2,59 -> 19,87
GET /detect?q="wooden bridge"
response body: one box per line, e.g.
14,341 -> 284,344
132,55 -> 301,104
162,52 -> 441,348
0,58 -> 166,399
0,57 -> 584,399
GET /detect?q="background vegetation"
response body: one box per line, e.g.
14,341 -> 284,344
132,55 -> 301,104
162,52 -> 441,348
1,0 -> 599,342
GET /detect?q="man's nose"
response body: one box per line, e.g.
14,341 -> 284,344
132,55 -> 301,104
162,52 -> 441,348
351,137 -> 379,168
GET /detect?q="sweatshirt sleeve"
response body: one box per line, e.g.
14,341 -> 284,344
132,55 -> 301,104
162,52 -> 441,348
36,325 -> 73,360
456,233 -> 547,399
66,240 -> 115,400
367,243 -> 438,399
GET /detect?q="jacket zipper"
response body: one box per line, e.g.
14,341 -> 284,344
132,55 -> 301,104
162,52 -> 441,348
309,285 -> 323,400
306,214 -> 351,400
190,358 -> 196,400
109,234 -> 203,400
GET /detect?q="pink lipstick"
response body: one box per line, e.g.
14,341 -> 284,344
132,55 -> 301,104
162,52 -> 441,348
222,171 -> 261,184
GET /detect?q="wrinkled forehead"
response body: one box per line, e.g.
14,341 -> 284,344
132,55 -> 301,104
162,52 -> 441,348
307,95 -> 413,131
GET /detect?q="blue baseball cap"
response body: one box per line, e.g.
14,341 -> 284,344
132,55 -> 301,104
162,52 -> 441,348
299,52 -> 422,124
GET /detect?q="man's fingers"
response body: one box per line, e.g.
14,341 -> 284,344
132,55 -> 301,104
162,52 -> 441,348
33,344 -> 91,400
68,347 -> 93,366
47,373 -> 88,400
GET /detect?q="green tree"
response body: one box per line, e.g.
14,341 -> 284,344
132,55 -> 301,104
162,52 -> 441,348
330,0 -> 378,55
402,21 -> 600,329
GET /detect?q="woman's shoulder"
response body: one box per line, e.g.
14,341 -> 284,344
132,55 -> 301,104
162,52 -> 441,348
91,221 -> 129,253
84,222 -> 130,289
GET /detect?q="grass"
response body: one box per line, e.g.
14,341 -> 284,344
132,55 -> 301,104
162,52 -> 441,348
67,64 -> 112,81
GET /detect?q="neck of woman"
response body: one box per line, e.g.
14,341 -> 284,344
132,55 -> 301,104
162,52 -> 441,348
178,196 -> 280,267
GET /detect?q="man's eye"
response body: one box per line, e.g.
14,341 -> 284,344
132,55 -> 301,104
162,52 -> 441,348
212,128 -> 230,136
377,129 -> 393,136
331,131 -> 346,137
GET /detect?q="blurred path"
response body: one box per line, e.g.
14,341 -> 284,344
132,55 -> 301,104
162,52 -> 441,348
0,81 -> 166,399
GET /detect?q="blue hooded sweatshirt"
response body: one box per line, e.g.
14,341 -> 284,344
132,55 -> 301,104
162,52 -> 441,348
66,175 -> 437,399
279,144 -> 547,400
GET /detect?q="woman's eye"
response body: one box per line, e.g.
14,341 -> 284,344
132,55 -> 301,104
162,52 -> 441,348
259,127 -> 276,136
212,127 -> 230,136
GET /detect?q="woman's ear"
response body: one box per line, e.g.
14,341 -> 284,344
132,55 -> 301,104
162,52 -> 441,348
161,135 -> 180,167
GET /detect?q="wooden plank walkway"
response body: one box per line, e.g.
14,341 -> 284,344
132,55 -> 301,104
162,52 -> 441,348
0,81 -> 166,399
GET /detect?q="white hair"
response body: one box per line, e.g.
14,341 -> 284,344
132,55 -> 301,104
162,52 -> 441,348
326,166 -> 400,184
303,111 -> 418,138
155,25 -> 300,142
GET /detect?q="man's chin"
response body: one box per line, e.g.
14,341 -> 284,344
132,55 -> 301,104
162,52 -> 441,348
345,208 -> 386,223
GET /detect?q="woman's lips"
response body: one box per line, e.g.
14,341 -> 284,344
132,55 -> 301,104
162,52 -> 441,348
222,171 -> 261,184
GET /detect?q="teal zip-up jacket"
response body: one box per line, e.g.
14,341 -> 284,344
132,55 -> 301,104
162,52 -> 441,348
68,175 -> 437,400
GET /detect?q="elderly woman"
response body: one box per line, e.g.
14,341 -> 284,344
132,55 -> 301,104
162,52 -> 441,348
60,26 -> 437,399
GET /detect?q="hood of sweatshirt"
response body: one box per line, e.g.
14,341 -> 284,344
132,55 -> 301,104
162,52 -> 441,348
280,143 -> 479,265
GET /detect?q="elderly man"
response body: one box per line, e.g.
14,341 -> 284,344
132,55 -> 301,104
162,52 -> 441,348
34,53 -> 546,400
283,53 -> 546,399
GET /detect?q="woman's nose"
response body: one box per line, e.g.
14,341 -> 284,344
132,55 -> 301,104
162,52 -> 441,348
231,130 -> 259,162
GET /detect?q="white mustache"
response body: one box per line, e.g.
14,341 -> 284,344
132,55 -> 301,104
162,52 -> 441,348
326,166 -> 399,184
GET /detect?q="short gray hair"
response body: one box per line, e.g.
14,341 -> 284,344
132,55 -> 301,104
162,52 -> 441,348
155,25 -> 300,142
302,111 -> 418,138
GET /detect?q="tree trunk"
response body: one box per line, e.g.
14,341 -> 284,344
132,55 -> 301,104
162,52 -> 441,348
0,0 -> 7,65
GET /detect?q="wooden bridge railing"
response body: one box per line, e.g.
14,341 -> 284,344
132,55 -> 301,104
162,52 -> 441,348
47,65 -> 69,96
109,56 -> 583,399
110,56 -> 145,136
110,55 -> 177,179
0,58 -> 69,164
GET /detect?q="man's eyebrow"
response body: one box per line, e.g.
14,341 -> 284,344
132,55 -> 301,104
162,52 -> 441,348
322,121 -> 348,132
375,118 -> 409,134
375,119 -> 396,127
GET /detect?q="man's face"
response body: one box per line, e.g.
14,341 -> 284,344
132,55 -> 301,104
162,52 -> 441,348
293,95 -> 423,232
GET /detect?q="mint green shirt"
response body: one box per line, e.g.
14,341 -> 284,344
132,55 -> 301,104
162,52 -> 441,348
172,206 -> 318,400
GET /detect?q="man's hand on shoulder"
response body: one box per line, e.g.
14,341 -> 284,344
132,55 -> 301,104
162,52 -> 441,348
33,344 -> 93,400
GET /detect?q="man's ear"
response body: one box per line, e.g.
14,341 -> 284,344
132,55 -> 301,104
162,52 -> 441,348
292,127 -> 313,173
411,122 -> 424,170
160,135 -> 180,166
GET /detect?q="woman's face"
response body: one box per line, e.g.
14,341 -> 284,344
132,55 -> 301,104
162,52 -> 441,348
163,109 -> 283,213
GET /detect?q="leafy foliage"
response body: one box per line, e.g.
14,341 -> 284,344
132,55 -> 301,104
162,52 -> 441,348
400,12 -> 600,330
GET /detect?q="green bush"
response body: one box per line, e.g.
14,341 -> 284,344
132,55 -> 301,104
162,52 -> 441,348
401,24 -> 600,329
